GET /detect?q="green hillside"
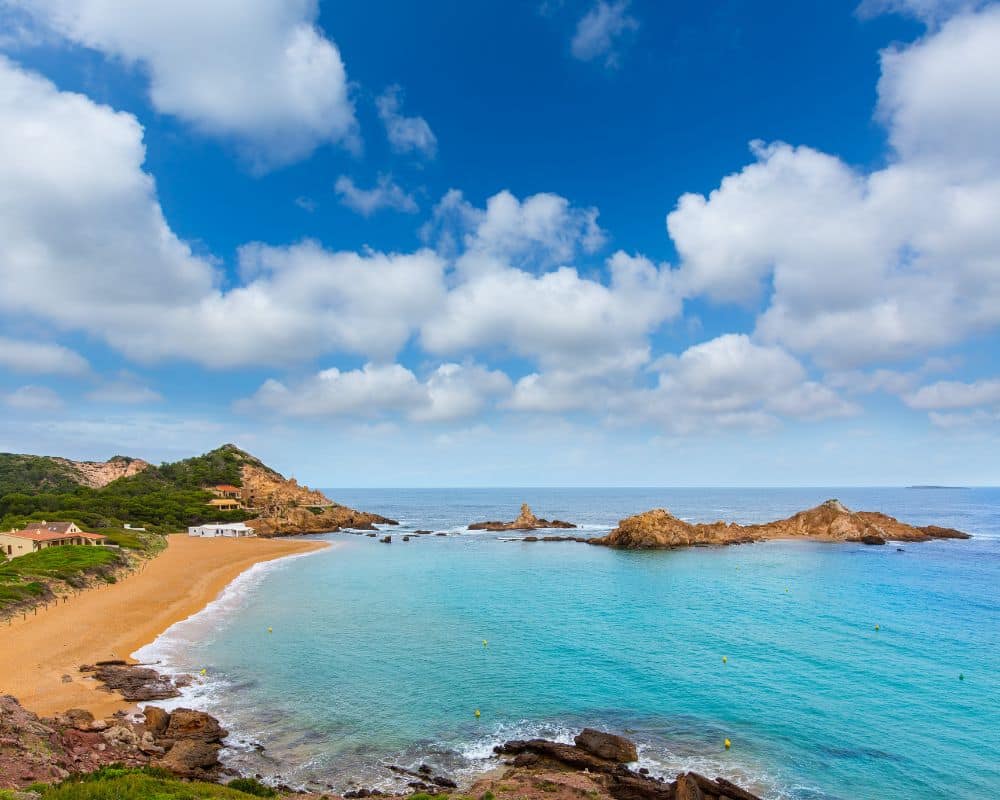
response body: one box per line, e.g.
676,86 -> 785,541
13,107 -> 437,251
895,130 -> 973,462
0,445 -> 259,534
0,453 -> 81,494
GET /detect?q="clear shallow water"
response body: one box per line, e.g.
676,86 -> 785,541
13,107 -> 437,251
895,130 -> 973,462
135,488 -> 1000,799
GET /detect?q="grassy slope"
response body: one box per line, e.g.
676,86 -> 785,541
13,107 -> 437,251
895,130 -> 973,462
2,768 -> 278,800
0,545 -> 127,611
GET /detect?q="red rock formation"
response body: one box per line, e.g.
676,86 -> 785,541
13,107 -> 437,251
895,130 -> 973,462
591,499 -> 971,549
469,503 -> 577,531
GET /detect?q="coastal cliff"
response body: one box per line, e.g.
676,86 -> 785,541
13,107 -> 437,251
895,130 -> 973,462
469,503 -> 576,531
591,499 -> 971,549
239,462 -> 396,536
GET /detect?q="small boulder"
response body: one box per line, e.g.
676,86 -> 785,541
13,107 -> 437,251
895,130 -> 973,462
574,728 -> 638,762
155,739 -> 221,777
142,706 -> 170,737
675,774 -> 704,800
162,708 -> 227,743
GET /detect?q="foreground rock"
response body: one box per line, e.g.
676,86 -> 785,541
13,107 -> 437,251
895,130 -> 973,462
0,695 -> 227,788
591,499 -> 971,550
470,503 -> 576,531
81,661 -> 180,701
484,732 -> 764,800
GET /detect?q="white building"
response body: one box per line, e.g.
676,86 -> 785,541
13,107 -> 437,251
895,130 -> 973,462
187,522 -> 256,538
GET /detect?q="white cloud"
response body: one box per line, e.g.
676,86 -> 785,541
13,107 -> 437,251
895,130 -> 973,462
571,0 -> 639,67
422,250 -> 679,370
334,174 -> 419,216
635,335 -> 857,434
0,56 -> 219,352
241,361 -> 511,422
905,378 -> 1000,409
412,363 -> 512,422
4,384 -> 63,411
0,336 -> 89,375
856,0 -> 987,25
0,60 -> 445,367
376,84 -> 437,158
666,6 -> 1000,369
9,0 -> 357,169
424,188 -> 606,274
927,408 -> 1000,429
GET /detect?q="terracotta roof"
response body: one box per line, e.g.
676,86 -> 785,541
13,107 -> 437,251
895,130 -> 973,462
7,530 -> 79,542
79,532 -> 108,540
23,521 -> 76,533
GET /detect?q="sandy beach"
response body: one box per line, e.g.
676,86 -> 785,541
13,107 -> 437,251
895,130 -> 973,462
0,534 -> 328,717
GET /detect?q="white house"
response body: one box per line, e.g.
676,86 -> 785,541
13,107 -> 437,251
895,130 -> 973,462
188,522 -> 256,538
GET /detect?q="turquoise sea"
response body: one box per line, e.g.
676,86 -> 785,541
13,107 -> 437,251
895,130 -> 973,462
135,488 -> 1000,799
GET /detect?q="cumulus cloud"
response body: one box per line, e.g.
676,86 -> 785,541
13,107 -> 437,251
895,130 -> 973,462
334,174 -> 419,216
423,188 -> 606,273
666,6 -> 1000,369
0,336 -> 89,375
0,60 -> 445,368
376,84 -> 437,158
904,378 -> 1000,409
3,385 -> 63,411
571,0 -> 639,67
422,250 -> 679,371
241,362 -> 511,422
635,335 -> 857,434
9,0 -> 357,168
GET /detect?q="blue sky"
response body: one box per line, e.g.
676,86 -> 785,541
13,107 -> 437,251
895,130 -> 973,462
1,0 -> 998,487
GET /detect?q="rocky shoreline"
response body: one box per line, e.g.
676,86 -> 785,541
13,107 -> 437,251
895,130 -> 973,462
1,676 -> 765,800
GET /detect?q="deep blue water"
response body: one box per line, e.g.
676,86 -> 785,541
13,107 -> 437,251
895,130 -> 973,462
136,488 -> 1000,799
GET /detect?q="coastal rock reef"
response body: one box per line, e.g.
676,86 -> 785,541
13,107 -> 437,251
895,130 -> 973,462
469,503 -> 576,531
591,499 -> 971,549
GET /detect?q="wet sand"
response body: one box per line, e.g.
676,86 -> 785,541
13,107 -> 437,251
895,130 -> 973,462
0,533 -> 329,717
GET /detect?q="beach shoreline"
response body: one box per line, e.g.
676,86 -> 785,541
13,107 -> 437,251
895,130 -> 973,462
0,533 -> 329,717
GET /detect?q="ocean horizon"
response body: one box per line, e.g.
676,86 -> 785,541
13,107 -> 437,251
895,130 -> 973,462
135,487 -> 1000,800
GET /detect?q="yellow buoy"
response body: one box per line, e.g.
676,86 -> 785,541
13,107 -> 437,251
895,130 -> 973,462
875,624 -> 880,631
199,668 -> 207,676
724,738 -> 731,750
474,709 -> 481,718
268,627 -> 273,634
722,656 -> 727,664
483,640 -> 488,647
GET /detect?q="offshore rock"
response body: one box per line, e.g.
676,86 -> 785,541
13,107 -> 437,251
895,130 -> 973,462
469,503 -> 577,531
591,499 -> 971,550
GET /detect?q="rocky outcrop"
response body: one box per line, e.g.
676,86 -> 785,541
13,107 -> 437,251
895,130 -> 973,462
240,463 -> 397,537
575,728 -> 638,762
0,695 -> 228,789
81,661 -> 180,702
484,732 -> 764,800
469,503 -> 577,531
591,499 -> 971,550
248,505 -> 398,537
49,455 -> 151,488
